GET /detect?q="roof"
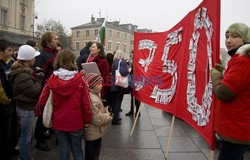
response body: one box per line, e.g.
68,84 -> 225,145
0,31 -> 32,45
71,19 -> 137,33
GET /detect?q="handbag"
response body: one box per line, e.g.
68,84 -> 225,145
42,89 -> 53,128
115,60 -> 129,88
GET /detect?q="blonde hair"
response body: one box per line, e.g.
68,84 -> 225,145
54,49 -> 77,71
113,50 -> 125,60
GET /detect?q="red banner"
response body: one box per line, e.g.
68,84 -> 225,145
133,0 -> 220,149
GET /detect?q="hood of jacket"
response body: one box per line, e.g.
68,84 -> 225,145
48,68 -> 84,97
9,67 -> 33,83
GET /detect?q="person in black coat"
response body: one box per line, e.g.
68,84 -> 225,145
0,39 -> 18,159
125,66 -> 141,117
34,32 -> 59,151
77,41 -> 93,71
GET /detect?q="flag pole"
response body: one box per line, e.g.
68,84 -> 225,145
130,103 -> 142,136
210,150 -> 215,160
164,115 -> 175,158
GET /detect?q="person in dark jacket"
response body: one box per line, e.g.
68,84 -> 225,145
9,45 -> 43,160
125,66 -> 141,117
34,32 -> 59,151
37,50 -> 92,160
110,50 -> 129,125
0,39 -> 18,159
77,41 -> 93,71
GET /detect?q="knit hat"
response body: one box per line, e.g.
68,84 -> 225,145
17,45 -> 40,60
226,23 -> 250,43
85,73 -> 103,88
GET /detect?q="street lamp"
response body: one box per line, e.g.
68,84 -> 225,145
32,12 -> 38,40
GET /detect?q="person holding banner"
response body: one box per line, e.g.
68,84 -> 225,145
86,42 -> 110,106
211,23 -> 250,160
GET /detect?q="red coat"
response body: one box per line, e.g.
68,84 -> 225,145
88,55 -> 110,99
215,54 -> 250,142
37,72 -> 92,132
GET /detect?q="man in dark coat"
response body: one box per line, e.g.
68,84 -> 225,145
0,39 -> 18,159
34,32 -> 58,151
77,41 -> 93,71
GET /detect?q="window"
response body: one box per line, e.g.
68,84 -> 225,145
123,44 -> 127,52
85,30 -> 89,36
20,0 -> 27,5
20,15 -> 25,30
94,29 -> 98,36
76,31 -> 80,37
75,42 -> 80,51
0,9 -> 7,26
124,33 -> 128,40
108,30 -> 112,37
117,32 -> 120,38
108,41 -> 112,50
116,43 -> 120,51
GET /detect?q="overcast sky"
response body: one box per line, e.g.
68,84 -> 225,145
35,0 -> 250,48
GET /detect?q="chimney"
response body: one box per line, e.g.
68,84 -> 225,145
91,15 -> 95,23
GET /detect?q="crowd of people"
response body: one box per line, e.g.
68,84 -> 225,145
0,31 -> 140,160
0,21 -> 249,160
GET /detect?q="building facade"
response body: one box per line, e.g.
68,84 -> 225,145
71,16 -> 143,59
0,0 -> 35,47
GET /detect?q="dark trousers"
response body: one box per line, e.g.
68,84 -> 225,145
0,105 -> 17,158
218,141 -> 248,160
34,115 -> 47,144
85,137 -> 102,160
130,93 -> 141,114
111,91 -> 123,120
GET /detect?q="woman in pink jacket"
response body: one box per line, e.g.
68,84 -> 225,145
37,50 -> 92,160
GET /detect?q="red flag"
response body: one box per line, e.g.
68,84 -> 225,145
133,0 -> 220,149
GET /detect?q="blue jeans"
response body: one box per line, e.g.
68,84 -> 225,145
218,141 -> 249,160
54,129 -> 84,160
16,107 -> 35,160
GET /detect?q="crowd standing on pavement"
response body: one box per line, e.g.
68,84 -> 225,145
0,22 -> 249,160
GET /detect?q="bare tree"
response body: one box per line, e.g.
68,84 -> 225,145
35,19 -> 70,49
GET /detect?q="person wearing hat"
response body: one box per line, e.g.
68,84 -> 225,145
9,45 -> 43,160
211,23 -> 250,160
84,73 -> 113,160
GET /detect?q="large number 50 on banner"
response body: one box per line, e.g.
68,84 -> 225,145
133,0 -> 220,149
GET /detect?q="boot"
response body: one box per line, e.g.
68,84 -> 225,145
125,110 -> 133,116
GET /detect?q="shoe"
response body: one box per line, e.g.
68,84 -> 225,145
35,143 -> 51,151
135,112 -> 141,117
112,120 -> 121,125
125,111 -> 133,116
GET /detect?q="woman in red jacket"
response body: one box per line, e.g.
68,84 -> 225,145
86,42 -> 110,106
37,50 -> 92,160
211,23 -> 250,160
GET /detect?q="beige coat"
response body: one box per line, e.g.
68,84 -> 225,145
84,89 -> 112,141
